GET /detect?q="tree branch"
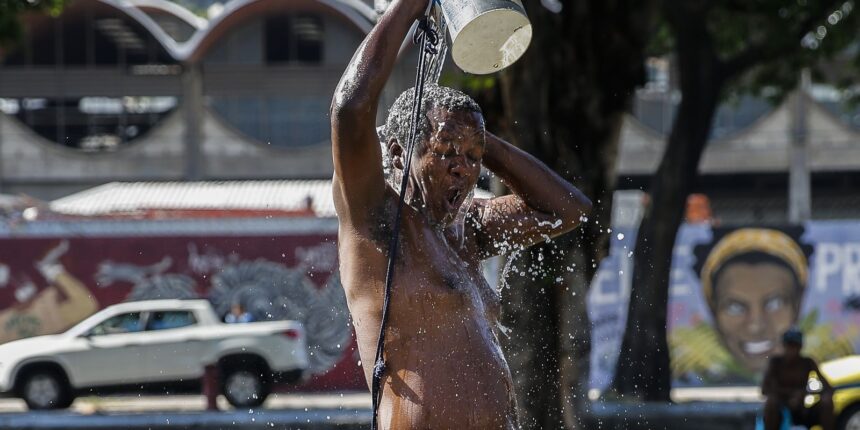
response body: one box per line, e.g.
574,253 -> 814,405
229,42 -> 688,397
721,0 -> 844,78
721,0 -> 760,14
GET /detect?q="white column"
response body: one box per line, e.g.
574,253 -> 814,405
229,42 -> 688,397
788,69 -> 811,223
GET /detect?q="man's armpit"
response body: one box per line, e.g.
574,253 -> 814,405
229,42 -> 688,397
368,201 -> 394,251
466,197 -> 534,258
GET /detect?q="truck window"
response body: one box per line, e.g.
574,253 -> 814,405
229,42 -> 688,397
89,312 -> 143,336
146,311 -> 197,331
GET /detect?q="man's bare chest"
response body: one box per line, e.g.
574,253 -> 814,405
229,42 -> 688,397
339,205 -> 501,322
392,227 -> 501,323
775,361 -> 812,388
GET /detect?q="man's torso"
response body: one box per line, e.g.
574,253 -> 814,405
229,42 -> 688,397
337,193 -> 517,429
771,356 -> 815,405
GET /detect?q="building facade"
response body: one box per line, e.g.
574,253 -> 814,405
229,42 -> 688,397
1,0 -> 859,225
620,86 -> 860,224
0,0 -> 415,199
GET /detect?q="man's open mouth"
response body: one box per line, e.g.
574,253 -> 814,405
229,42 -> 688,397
445,187 -> 463,210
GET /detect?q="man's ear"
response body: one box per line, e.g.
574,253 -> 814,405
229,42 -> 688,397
388,138 -> 404,170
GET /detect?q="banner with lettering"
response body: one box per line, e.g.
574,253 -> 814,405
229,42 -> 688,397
588,221 -> 860,390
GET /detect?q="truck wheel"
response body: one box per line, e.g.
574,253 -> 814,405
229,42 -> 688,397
21,371 -> 73,410
222,367 -> 269,408
840,404 -> 860,430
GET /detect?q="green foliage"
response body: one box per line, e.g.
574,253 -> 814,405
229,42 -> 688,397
799,309 -> 859,363
728,1 -> 859,102
646,20 -> 673,57
659,0 -> 859,103
439,72 -> 497,94
669,322 -> 753,383
0,0 -> 66,47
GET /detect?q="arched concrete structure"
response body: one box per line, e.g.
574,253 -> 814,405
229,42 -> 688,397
180,0 -> 375,62
12,0 -> 184,61
128,0 -> 208,43
128,0 -> 208,31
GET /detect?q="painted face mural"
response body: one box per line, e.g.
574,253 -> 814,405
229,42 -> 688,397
699,228 -> 807,373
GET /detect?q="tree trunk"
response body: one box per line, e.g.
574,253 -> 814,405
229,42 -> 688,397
501,236 -> 593,429
491,0 -> 656,427
611,5 -> 724,402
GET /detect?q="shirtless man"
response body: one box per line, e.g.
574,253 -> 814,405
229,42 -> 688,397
762,328 -> 834,430
330,0 -> 592,428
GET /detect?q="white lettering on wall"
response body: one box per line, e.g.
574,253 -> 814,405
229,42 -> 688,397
813,242 -> 860,295
815,243 -> 842,293
843,244 -> 860,295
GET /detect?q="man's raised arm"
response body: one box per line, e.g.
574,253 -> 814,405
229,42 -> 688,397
468,132 -> 592,258
330,0 -> 427,223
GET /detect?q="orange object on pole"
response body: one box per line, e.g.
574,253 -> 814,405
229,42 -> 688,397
685,193 -> 713,224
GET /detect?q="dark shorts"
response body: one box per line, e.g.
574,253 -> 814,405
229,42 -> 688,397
789,404 -> 822,427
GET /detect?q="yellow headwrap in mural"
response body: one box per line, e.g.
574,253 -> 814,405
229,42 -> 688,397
700,228 -> 808,303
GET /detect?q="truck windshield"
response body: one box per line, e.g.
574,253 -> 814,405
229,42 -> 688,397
89,312 -> 143,336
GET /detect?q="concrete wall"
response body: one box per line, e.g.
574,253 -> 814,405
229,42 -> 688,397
0,108 -> 186,198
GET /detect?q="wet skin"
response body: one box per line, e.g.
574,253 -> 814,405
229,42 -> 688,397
712,263 -> 799,372
330,0 -> 591,428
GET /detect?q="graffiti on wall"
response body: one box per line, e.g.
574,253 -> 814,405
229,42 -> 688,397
0,233 -> 363,391
589,222 -> 860,390
0,240 -> 98,343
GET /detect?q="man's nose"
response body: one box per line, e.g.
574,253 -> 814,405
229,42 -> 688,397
449,155 -> 467,177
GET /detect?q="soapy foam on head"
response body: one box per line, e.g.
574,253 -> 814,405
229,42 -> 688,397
383,84 -> 482,165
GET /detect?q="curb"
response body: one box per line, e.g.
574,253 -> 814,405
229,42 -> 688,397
0,408 -> 372,430
585,401 -> 761,430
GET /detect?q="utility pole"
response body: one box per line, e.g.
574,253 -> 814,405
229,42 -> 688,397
182,63 -> 203,181
789,68 -> 811,223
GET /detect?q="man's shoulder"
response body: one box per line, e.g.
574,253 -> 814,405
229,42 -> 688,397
801,356 -> 819,367
331,172 -> 392,224
768,355 -> 785,367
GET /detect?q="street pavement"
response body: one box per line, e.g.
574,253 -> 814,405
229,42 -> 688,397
0,386 -> 761,414
0,392 -> 372,414
0,392 -> 373,430
0,388 -> 763,429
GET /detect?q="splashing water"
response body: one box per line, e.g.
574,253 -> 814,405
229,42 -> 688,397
537,219 -> 563,229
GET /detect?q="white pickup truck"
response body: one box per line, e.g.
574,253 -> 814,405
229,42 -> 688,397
0,299 -> 309,410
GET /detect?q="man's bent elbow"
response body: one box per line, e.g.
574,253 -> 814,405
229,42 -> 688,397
546,197 -> 591,236
563,194 -> 592,228
578,195 -> 594,218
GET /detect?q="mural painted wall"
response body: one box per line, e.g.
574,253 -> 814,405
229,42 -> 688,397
589,221 -> 860,390
0,220 -> 365,392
